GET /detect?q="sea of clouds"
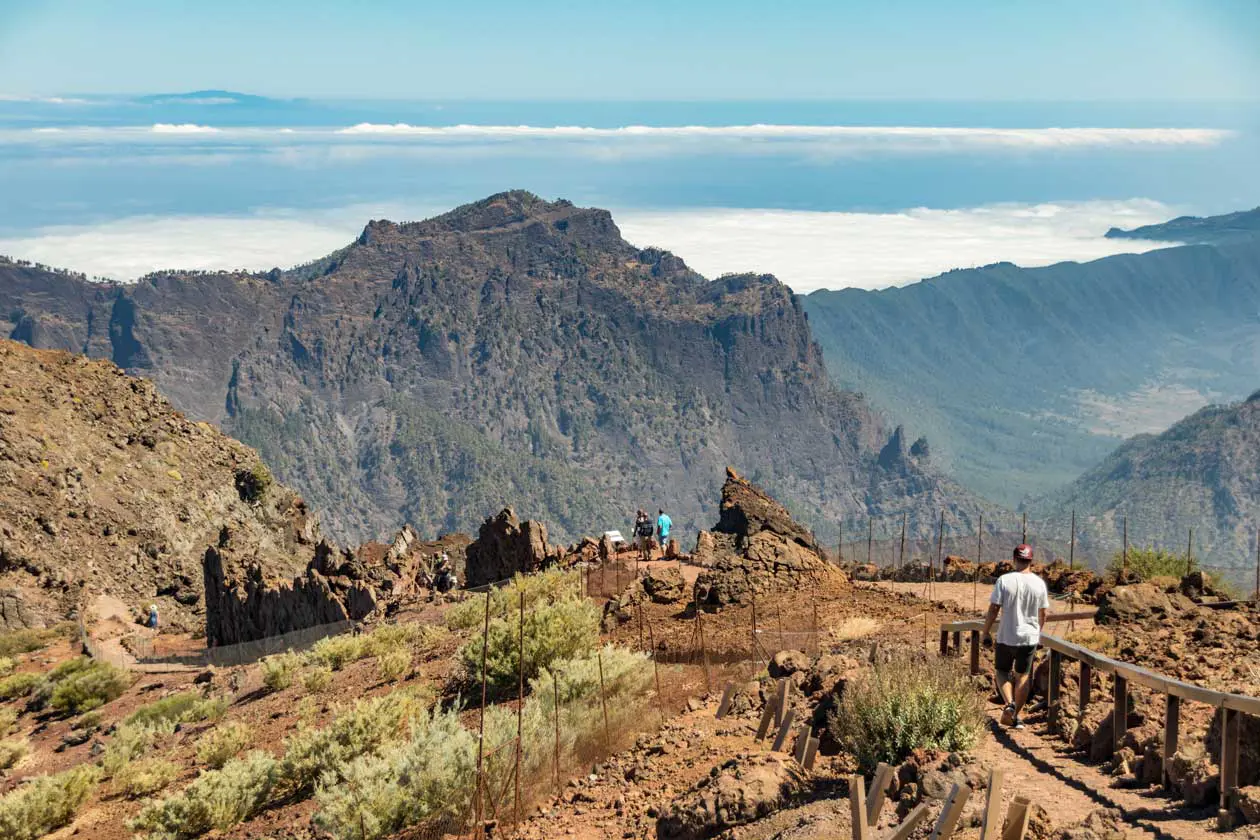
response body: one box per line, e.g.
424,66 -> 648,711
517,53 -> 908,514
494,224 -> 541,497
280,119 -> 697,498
0,199 -> 1180,291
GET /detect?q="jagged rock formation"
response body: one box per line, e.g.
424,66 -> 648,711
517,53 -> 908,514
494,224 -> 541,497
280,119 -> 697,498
205,524 -> 471,646
463,507 -> 552,588
0,340 -> 314,631
0,192 -> 990,546
694,468 -> 838,606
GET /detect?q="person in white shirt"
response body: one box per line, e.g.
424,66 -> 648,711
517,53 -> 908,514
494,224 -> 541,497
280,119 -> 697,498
981,543 -> 1049,730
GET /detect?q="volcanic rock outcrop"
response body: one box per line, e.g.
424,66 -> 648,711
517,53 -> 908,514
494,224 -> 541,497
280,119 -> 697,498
204,524 -> 470,646
693,468 -> 838,606
463,507 -> 553,588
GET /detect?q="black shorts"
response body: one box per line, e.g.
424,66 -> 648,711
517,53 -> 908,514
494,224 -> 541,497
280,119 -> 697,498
995,643 -> 1037,675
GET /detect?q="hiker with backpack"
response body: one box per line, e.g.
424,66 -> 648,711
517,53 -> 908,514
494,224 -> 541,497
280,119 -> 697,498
656,508 -> 673,558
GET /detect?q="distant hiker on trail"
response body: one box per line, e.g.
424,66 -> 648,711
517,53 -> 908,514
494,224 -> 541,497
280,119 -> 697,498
656,508 -> 672,557
981,544 -> 1049,730
634,510 -> 653,554
148,603 -> 159,631
434,552 -> 456,595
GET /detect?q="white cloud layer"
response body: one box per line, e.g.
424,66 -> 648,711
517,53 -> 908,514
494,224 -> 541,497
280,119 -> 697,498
0,200 -> 1181,290
616,200 -> 1182,291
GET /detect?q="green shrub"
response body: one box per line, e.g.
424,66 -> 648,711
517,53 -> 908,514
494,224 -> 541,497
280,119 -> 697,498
0,625 -> 70,658
260,652 -> 301,692
125,692 -> 226,729
74,710 -> 103,732
234,463 -> 273,503
0,764 -> 101,840
308,634 -> 366,671
446,568 -> 580,631
0,707 -> 17,735
114,758 -> 180,799
46,659 -> 130,715
1107,547 -> 1190,581
102,720 -> 177,777
376,648 -> 411,683
195,722 -> 251,770
828,657 -> 985,773
279,690 -> 425,797
459,597 -> 600,692
312,707 -> 477,840
130,751 -> 279,839
0,737 -> 28,771
0,657 -> 13,677
302,665 -> 333,694
0,672 -> 42,701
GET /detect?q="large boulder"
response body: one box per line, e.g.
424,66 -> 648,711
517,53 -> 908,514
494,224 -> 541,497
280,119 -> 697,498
693,469 -> 838,607
463,507 -> 550,588
656,753 -> 805,840
1094,583 -> 1195,625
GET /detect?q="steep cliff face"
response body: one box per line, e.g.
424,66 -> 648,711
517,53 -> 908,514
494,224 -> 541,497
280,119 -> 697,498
0,340 -> 316,631
1,192 -> 989,544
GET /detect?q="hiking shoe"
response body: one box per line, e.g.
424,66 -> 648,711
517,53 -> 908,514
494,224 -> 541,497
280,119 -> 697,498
1012,715 -> 1026,730
1000,704 -> 1016,727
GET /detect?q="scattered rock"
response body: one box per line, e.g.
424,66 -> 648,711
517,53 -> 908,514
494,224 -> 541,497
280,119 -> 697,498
656,753 -> 805,840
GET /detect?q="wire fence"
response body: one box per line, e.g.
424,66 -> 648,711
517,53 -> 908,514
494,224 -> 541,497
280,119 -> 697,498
834,516 -> 1260,594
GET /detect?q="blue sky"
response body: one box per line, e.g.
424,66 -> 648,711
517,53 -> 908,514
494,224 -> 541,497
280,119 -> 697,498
1,0 -> 1257,100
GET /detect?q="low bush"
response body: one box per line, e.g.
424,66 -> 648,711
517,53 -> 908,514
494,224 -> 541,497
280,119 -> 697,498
125,692 -> 226,729
114,758 -> 180,799
279,689 -> 426,797
260,652 -> 301,692
828,656 -> 985,773
0,624 -> 70,658
312,707 -> 477,840
0,737 -> 28,771
0,764 -> 101,840
102,720 -> 177,777
0,706 -> 17,734
376,647 -> 411,683
0,656 -> 13,676
1107,547 -> 1189,582
45,659 -> 130,715
302,665 -> 333,694
0,672 -> 42,701
74,710 -> 103,732
195,722 -> 251,770
446,568 -> 580,631
459,597 -> 600,692
308,634 -> 365,671
130,751 -> 279,840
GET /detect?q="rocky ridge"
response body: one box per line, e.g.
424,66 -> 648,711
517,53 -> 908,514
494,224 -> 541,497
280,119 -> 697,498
0,192 -> 992,547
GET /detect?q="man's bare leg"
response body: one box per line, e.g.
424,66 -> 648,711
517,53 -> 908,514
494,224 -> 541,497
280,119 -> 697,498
1013,671 -> 1031,713
996,669 -> 1016,724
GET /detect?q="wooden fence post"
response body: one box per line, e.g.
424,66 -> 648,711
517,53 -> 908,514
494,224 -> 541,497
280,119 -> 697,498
772,709 -> 798,752
1112,675 -> 1128,756
716,682 -> 736,719
755,697 -> 779,741
793,724 -> 813,765
1047,650 -> 1062,726
890,804 -> 931,840
1219,708 -> 1240,830
866,763 -> 893,826
969,630 -> 981,676
1002,796 -> 1032,840
1163,694 -> 1180,790
930,784 -> 971,840
849,775 -> 871,840
1079,662 -> 1092,718
979,770 -> 1005,840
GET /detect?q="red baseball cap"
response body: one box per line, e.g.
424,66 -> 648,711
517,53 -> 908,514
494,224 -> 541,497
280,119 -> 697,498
1013,544 -> 1033,562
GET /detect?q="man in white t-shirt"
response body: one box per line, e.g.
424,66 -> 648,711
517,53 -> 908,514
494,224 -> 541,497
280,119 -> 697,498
981,543 -> 1049,730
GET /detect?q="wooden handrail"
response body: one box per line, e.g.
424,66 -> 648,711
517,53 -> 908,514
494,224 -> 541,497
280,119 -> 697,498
939,619 -> 1260,717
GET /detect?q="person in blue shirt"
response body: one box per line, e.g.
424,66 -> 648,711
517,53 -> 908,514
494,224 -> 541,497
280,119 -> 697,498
656,509 -> 672,556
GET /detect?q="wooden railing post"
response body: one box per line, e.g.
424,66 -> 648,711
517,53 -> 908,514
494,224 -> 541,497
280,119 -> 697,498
1047,650 -> 1062,725
1079,662 -> 1092,717
1112,675 -> 1129,756
1163,694 -> 1180,790
939,630 -> 949,657
951,631 -> 961,655
969,630 -> 981,675
1218,708 -> 1240,830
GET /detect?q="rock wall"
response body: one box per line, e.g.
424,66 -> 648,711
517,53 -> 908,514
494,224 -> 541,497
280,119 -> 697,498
694,468 -> 837,607
204,524 -> 470,646
464,508 -> 552,588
